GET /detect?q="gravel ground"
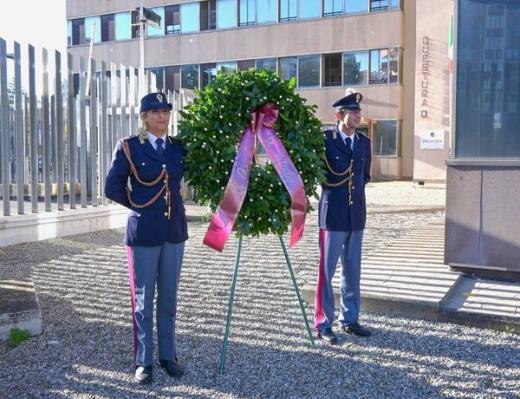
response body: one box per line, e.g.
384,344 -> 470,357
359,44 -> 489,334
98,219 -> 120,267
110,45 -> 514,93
1,183 -> 519,398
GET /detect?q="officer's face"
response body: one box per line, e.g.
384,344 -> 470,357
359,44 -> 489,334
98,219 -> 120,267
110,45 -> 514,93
337,110 -> 361,130
144,109 -> 171,135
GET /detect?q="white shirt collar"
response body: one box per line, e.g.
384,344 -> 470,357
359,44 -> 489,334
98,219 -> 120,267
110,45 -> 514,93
339,129 -> 355,150
147,132 -> 167,150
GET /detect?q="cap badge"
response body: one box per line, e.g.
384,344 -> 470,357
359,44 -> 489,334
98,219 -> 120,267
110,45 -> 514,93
156,93 -> 163,102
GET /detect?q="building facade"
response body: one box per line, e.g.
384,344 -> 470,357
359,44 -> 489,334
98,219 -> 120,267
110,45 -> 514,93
66,0 -> 453,181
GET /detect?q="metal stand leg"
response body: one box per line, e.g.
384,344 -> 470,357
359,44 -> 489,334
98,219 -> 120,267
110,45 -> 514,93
279,236 -> 316,347
218,236 -> 243,374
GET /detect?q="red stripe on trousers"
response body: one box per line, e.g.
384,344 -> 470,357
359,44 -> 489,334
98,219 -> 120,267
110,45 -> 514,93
314,228 -> 327,330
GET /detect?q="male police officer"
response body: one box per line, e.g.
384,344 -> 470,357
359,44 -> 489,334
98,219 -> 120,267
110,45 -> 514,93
314,89 -> 372,344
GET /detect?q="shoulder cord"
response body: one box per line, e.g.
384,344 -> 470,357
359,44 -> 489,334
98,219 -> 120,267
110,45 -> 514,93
121,141 -> 171,219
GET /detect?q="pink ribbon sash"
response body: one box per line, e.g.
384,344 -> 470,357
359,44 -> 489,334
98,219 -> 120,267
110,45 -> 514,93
203,104 -> 307,252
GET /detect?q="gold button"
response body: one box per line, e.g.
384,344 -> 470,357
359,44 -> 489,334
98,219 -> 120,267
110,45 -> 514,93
164,212 -> 168,216
163,180 -> 167,184
350,201 -> 354,205
352,186 -> 355,190
352,173 -> 355,176
164,195 -> 168,200
162,164 -> 166,168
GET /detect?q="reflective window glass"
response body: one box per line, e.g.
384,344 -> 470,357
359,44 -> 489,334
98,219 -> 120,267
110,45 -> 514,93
181,2 -> 200,33
146,7 -> 165,37
298,55 -> 320,87
181,64 -> 199,89
217,0 -> 238,28
115,12 -> 131,40
343,51 -> 369,85
280,57 -> 297,81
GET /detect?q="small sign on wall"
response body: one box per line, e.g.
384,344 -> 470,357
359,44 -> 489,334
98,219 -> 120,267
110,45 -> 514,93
420,129 -> 444,150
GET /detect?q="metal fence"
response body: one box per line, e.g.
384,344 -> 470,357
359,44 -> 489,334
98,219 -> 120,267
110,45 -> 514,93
0,37 -> 192,217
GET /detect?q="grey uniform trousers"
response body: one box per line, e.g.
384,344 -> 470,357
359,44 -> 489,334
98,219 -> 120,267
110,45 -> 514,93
126,241 -> 184,367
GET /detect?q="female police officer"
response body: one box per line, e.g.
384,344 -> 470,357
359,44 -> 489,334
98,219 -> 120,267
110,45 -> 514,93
105,92 -> 188,384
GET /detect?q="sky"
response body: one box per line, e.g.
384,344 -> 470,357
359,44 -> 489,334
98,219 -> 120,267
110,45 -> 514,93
0,0 -> 67,53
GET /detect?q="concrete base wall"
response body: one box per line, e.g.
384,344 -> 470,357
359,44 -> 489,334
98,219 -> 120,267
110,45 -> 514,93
0,205 -> 128,248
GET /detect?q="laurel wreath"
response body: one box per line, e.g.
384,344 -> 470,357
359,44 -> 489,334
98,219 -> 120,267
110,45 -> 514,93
178,69 -> 325,237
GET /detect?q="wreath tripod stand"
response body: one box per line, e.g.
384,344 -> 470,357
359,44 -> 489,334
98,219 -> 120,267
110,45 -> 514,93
218,236 -> 316,374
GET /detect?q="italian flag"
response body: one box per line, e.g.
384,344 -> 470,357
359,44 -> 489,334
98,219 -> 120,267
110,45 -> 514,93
448,14 -> 454,74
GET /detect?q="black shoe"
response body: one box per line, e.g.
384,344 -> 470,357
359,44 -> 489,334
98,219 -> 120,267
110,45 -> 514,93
158,358 -> 184,377
342,322 -> 371,337
134,365 -> 153,385
317,328 -> 338,344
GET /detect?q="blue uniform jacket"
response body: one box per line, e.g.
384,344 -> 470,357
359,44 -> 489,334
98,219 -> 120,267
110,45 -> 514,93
105,135 -> 188,246
318,128 -> 372,231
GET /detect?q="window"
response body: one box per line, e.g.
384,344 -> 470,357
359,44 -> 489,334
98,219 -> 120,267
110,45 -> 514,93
101,14 -> 115,42
257,0 -> 277,24
280,0 -> 297,21
72,19 -> 85,45
165,66 -> 181,92
300,0 -> 321,19
181,64 -> 199,89
369,49 -> 388,84
346,0 -> 368,13
67,21 -> 72,46
388,47 -> 400,83
217,0 -> 238,29
323,0 -> 343,17
280,57 -> 297,81
374,120 -> 398,156
240,0 -> 256,26
85,16 -> 101,43
343,51 -> 368,85
201,63 -> 217,87
115,12 -> 131,40
370,0 -> 388,12
200,1 -> 217,31
391,0 -> 401,9
147,67 -> 165,91
131,10 -> 141,38
146,7 -> 165,36
181,3 -> 200,33
256,58 -> 277,72
298,55 -> 320,87
238,60 -> 255,71
217,62 -> 237,74
165,5 -> 181,35
323,53 -> 342,86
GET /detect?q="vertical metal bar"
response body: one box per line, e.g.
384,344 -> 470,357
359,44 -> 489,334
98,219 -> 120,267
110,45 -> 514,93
42,48 -> 51,212
89,58 -> 98,207
110,63 -> 119,146
129,66 -> 136,136
68,53 -> 76,209
14,42 -> 24,214
24,93 -> 30,209
120,64 -> 128,138
0,38 -> 10,216
28,45 -> 38,213
279,236 -> 316,347
219,236 -> 243,375
100,61 -> 108,205
50,96 -> 56,204
79,57 -> 87,208
55,50 -> 64,210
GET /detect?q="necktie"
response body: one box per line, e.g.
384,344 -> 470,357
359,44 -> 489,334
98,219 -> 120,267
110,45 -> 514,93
155,138 -> 164,157
345,137 -> 352,153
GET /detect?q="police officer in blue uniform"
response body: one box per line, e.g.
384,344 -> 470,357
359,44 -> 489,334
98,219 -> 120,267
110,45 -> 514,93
314,89 -> 372,344
105,92 -> 188,384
